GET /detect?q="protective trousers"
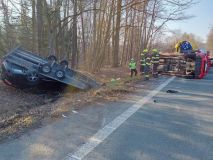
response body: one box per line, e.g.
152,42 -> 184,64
140,64 -> 145,74
153,63 -> 158,78
144,55 -> 151,80
131,69 -> 137,77
144,65 -> 150,80
140,58 -> 146,74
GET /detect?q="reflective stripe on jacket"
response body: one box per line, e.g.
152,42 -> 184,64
146,57 -> 151,66
151,53 -> 160,64
140,58 -> 146,66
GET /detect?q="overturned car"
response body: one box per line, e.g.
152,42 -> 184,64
1,47 -> 100,89
158,41 -> 211,79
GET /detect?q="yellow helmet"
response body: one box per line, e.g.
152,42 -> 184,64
143,49 -> 148,53
152,49 -> 158,53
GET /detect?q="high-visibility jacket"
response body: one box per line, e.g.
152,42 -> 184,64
140,59 -> 146,66
140,51 -> 147,66
140,54 -> 146,66
129,61 -> 137,69
145,56 -> 152,66
175,41 -> 182,52
151,52 -> 160,64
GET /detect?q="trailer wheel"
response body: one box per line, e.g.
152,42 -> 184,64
60,60 -> 69,68
55,70 -> 65,79
41,64 -> 51,73
47,55 -> 57,62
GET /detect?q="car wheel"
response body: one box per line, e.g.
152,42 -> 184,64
1,71 -> 6,80
60,60 -> 68,68
47,55 -> 57,62
26,71 -> 39,82
55,70 -> 65,79
41,64 -> 51,73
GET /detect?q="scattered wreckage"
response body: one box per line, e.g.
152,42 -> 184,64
1,47 -> 100,89
158,41 -> 211,79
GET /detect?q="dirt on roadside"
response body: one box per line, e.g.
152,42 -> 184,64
0,67 -> 139,143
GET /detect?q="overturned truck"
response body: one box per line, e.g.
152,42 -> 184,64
1,47 -> 100,89
158,41 -> 211,79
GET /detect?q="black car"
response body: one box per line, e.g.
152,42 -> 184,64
1,47 -> 99,89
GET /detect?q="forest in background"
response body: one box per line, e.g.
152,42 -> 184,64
0,0 -> 212,71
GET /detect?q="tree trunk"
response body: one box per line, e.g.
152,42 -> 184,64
71,0 -> 78,68
32,0 -> 36,52
79,1 -> 86,62
121,6 -> 129,66
112,0 -> 122,67
36,0 -> 43,53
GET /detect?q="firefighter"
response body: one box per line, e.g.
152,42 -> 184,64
151,49 -> 160,78
175,41 -> 182,52
144,53 -> 152,80
129,58 -> 137,77
140,49 -> 148,75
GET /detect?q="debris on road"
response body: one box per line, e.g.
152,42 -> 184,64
166,90 -> 179,93
62,114 -> 67,118
72,110 -> 78,114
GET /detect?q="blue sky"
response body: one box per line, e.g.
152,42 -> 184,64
167,0 -> 213,42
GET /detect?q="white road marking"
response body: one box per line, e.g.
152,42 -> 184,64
63,77 -> 175,160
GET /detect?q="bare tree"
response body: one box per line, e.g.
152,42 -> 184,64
0,0 -> 197,70
112,0 -> 122,67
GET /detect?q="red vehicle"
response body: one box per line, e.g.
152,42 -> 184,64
195,50 -> 206,79
196,49 -> 211,78
207,51 -> 211,68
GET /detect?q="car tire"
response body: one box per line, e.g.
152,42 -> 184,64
26,71 -> 40,84
41,64 -> 52,73
47,55 -> 57,62
55,70 -> 65,79
60,60 -> 69,68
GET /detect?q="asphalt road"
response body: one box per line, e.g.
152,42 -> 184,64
0,70 -> 213,160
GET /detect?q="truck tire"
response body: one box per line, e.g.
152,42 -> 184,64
41,64 -> 51,73
55,70 -> 65,79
